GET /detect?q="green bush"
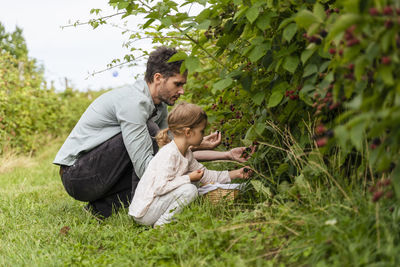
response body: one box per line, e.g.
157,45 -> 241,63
102,0 -> 400,199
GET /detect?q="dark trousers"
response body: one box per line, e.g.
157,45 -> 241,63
60,121 -> 159,218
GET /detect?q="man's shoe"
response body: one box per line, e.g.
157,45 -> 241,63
83,204 -> 105,222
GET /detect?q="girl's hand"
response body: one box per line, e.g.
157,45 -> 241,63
189,169 -> 204,182
229,166 -> 253,179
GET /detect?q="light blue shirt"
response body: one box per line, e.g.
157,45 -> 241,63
53,80 -> 168,178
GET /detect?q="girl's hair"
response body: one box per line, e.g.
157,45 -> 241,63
156,102 -> 207,147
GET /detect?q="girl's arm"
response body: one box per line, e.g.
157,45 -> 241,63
188,157 -> 231,184
153,153 -> 191,196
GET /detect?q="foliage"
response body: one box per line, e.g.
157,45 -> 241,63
0,22 -> 28,59
0,24 -> 102,154
89,0 -> 400,199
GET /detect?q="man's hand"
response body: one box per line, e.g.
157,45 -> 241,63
228,146 -> 256,163
189,169 -> 204,182
195,131 -> 221,150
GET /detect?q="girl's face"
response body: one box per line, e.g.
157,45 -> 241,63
187,120 -> 207,146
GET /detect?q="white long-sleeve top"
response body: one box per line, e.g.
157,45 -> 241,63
129,140 -> 231,218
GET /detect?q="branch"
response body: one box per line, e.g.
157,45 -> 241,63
61,12 -> 126,29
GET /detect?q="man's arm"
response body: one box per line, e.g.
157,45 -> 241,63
193,146 -> 253,162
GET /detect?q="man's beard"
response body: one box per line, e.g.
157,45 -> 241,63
158,84 -> 175,106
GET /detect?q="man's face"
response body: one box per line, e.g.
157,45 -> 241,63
157,73 -> 187,106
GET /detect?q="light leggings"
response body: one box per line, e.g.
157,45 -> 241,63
133,183 -> 198,227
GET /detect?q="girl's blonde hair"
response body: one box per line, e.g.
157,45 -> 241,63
156,102 -> 207,147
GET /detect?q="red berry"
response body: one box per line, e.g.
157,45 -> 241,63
369,8 -> 380,16
381,56 -> 391,65
339,49 -> 343,56
397,8 -> 400,15
285,91 -> 290,97
329,48 -> 336,55
325,9 -> 331,16
372,191 -> 384,202
334,8 -> 339,13
315,124 -> 326,135
348,63 -> 355,70
288,90 -> 295,95
347,38 -> 360,47
289,95 -> 299,100
326,92 -> 332,97
316,137 -> 328,147
383,6 -> 393,15
371,143 -> 378,150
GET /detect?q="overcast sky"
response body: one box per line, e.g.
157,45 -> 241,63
0,0 -> 152,91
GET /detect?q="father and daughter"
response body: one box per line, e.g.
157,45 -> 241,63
129,102 -> 251,227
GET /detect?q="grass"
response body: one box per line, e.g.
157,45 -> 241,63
0,140 -> 399,266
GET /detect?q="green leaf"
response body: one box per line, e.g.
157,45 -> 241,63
294,10 -> 322,28
168,52 -> 187,62
246,6 -> 260,24
283,23 -> 297,42
255,122 -> 266,136
378,65 -> 394,85
213,78 -> 233,91
256,12 -> 274,31
313,3 -> 326,21
283,55 -> 299,74
301,48 -> 316,64
268,91 -> 284,108
252,91 -> 265,105
185,56 -> 200,73
249,43 -> 269,63
196,19 -> 211,30
276,163 -> 289,176
303,63 -> 318,77
251,180 -> 272,197
142,18 -> 155,29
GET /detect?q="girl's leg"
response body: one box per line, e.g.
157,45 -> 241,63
135,183 -> 198,227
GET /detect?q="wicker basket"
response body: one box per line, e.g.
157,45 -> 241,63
205,188 -> 239,204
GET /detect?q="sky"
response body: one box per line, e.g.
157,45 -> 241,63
0,0 -> 153,91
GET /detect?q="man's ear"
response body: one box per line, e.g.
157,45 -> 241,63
153,73 -> 163,84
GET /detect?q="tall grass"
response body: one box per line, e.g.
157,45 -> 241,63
0,136 -> 399,266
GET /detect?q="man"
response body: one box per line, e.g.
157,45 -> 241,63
54,47 -> 250,220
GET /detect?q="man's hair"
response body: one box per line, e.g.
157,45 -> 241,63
155,102 -> 208,147
145,46 -> 184,83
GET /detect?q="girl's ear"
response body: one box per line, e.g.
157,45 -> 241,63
183,127 -> 192,137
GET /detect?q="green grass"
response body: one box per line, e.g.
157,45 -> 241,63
0,141 -> 399,266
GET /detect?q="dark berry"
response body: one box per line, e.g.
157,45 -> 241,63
384,19 -> 393,29
320,30 -> 328,38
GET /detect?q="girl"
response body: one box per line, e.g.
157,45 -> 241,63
129,102 -> 251,227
